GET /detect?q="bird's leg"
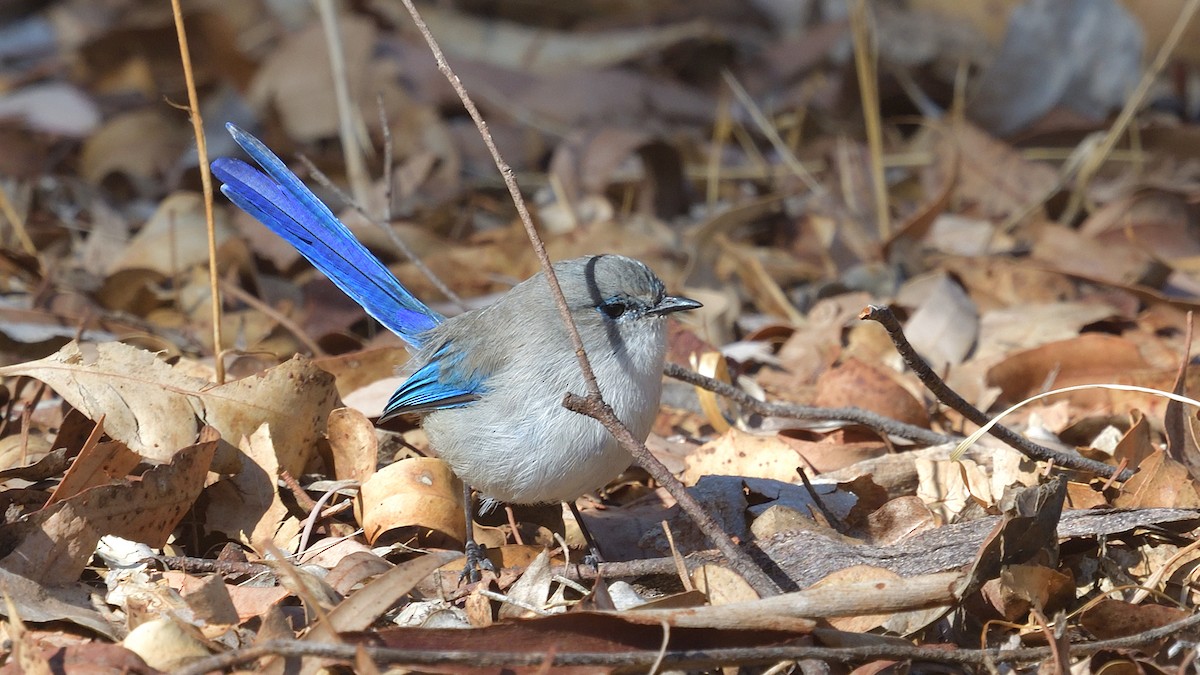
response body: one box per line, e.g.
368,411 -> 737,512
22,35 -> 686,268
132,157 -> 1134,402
567,501 -> 605,569
460,483 -> 497,583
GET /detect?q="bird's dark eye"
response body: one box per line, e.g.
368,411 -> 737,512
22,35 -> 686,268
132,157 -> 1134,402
598,299 -> 628,319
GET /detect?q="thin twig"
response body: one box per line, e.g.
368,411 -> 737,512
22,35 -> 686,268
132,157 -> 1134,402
172,609 -> 1200,674
721,70 -> 824,195
861,305 -> 1134,481
1060,0 -> 1200,223
396,0 -> 783,597
393,1 -> 599,395
218,278 -> 326,356
169,0 -> 224,384
315,0 -> 371,207
154,555 -> 273,578
564,392 -> 785,595
664,362 -> 955,447
377,93 -> 394,223
797,469 -> 842,532
850,0 -> 890,239
298,155 -> 466,309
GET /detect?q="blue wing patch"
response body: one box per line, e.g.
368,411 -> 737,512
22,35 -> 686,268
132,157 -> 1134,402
381,347 -> 485,419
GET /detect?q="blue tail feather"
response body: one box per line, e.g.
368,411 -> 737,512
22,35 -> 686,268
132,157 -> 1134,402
212,123 -> 442,346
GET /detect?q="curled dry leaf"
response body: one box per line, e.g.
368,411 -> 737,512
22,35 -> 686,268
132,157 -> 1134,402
121,617 -> 211,672
357,457 -> 465,548
327,407 -> 379,484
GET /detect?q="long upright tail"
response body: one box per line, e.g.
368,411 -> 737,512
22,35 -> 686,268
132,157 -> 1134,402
211,123 -> 442,347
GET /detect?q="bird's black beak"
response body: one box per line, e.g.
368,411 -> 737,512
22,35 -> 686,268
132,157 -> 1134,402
647,295 -> 703,316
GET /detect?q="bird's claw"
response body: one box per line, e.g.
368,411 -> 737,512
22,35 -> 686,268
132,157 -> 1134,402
459,540 -> 497,583
582,546 -> 604,572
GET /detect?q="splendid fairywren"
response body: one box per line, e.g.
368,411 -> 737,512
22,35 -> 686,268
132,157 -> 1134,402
212,124 -> 701,576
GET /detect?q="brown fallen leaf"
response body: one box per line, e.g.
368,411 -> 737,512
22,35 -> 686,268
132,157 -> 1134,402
980,564 -> 1074,621
108,192 -> 236,276
46,441 -> 140,507
314,346 -> 411,399
1032,223 -> 1170,289
283,550 -> 463,672
121,616 -> 212,672
1113,409 -> 1157,469
0,341 -> 339,476
0,428 -> 218,584
1115,450 -> 1200,509
0,642 -> 153,675
691,563 -> 759,606
357,457 -> 464,549
78,108 -> 189,188
1079,598 -> 1192,640
181,573 -> 240,635
815,357 -> 930,429
0,565 -> 116,638
327,407 -> 378,485
986,333 -> 1153,405
921,120 -> 1058,222
205,423 -> 299,548
246,14 -> 377,142
680,428 -> 806,485
900,272 -> 979,372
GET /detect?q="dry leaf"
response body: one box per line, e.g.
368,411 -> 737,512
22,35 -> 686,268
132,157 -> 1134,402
814,358 -> 930,429
0,342 -> 339,476
109,192 -> 236,276
204,423 -> 298,548
0,429 -> 217,584
680,428 -> 803,485
357,457 -> 464,548
327,407 -> 379,484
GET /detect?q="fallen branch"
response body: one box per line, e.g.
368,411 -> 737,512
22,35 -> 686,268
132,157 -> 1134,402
664,362 -> 955,447
860,305 -> 1135,481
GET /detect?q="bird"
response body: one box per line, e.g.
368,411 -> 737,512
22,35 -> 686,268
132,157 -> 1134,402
211,123 -> 701,578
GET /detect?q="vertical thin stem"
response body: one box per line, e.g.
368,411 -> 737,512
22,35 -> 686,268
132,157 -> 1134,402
851,0 -> 889,240
316,0 -> 372,208
169,0 -> 224,384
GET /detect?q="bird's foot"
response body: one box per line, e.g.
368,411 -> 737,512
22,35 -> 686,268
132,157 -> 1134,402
459,540 -> 497,583
582,546 -> 605,572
